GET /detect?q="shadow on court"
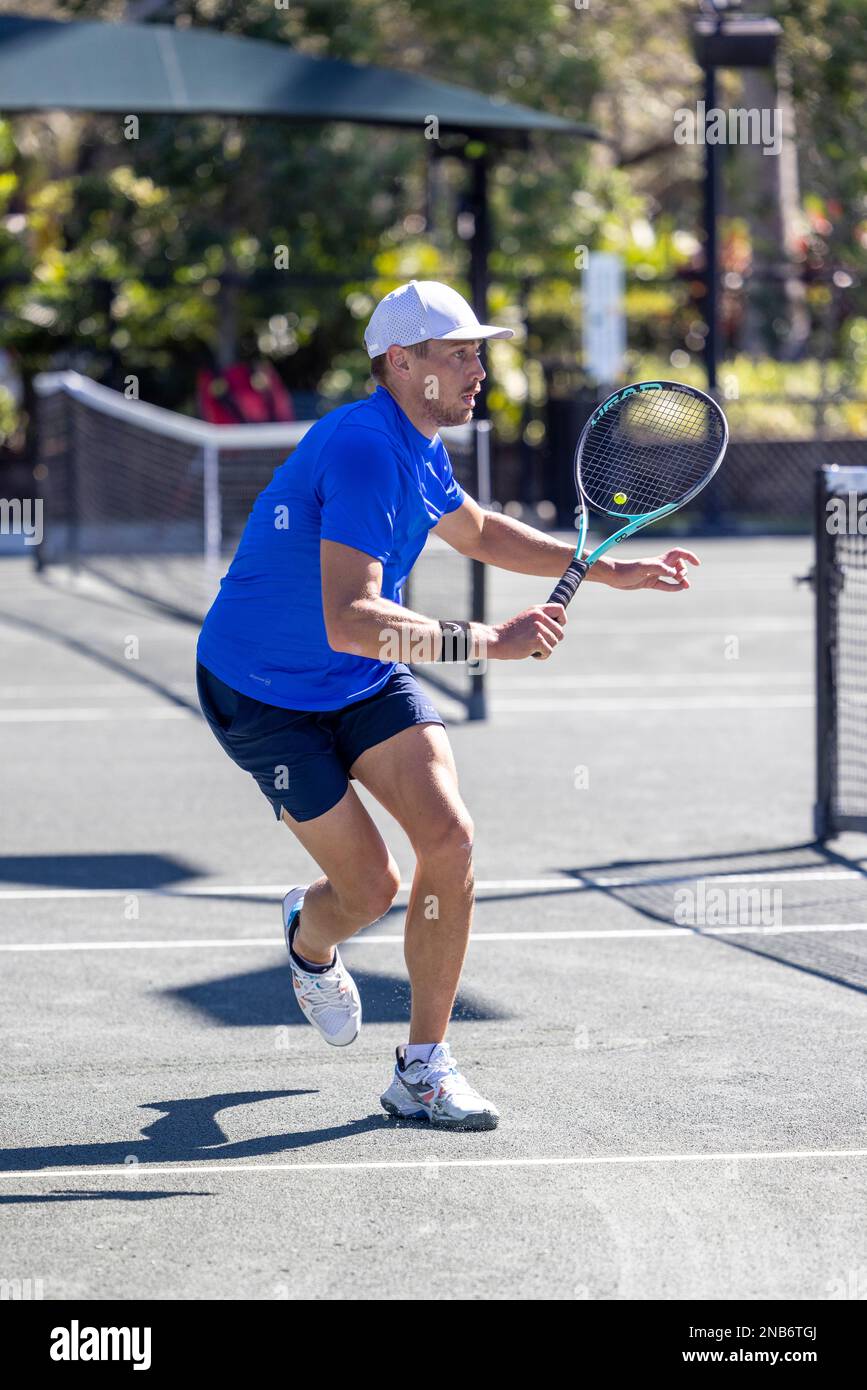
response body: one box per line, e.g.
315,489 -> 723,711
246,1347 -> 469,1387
0,1089 -> 393,1173
166,963 -> 509,1027
0,852 -> 200,889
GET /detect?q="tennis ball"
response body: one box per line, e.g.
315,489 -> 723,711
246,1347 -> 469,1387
613,491 -> 627,505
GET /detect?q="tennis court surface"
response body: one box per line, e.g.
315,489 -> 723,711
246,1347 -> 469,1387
2,535 -> 866,1300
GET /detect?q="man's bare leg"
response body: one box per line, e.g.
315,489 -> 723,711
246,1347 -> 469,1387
280,787 -> 401,964
350,723 -> 474,1043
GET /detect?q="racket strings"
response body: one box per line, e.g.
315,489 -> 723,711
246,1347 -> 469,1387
579,390 -> 724,515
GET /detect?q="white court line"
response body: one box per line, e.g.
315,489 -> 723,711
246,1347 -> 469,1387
0,879 -> 586,902
0,589 -> 78,600
546,619 -> 812,635
1,1145 -> 866,1180
0,697 -> 816,720
0,707 -> 192,723
494,672 -> 811,690
490,694 -> 813,713
2,923 -> 866,952
1,869 -> 863,902
599,869 -> 867,886
0,683 -> 196,699
0,629 -> 195,645
714,871 -> 867,884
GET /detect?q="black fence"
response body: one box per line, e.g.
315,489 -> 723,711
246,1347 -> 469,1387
519,393 -> 867,533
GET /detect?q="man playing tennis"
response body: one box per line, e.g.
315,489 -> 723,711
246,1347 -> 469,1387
196,280 -> 697,1131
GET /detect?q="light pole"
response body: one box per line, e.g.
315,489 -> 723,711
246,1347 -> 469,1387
692,1 -> 781,392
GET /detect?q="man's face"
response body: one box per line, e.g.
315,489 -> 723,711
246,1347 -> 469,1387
401,338 -> 486,427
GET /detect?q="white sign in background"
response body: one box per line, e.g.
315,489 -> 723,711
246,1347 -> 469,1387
583,252 -> 625,385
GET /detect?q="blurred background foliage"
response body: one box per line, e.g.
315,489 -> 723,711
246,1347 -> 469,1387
1,0 -> 866,454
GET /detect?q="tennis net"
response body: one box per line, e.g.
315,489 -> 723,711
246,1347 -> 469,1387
815,464 -> 867,837
33,372 -> 489,717
581,846 -> 867,996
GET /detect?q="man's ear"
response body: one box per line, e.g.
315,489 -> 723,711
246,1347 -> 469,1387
388,346 -> 408,378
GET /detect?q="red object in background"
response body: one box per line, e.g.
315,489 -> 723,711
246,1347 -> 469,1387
197,362 -> 296,425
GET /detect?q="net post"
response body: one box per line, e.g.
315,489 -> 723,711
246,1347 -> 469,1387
203,440 -> 222,584
813,465 -> 833,841
32,375 -> 56,574
468,419 -> 492,721
32,372 -> 79,574
68,395 -> 82,575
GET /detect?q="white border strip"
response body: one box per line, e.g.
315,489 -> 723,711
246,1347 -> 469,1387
32,374 -> 481,454
34,371 -> 311,449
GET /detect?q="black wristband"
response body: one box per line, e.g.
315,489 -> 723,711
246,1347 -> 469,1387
438,619 -> 470,662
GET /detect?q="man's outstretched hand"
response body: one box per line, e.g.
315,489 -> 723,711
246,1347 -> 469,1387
603,547 -> 701,592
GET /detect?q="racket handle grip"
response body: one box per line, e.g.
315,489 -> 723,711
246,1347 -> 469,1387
531,558 -> 589,659
547,558 -> 588,608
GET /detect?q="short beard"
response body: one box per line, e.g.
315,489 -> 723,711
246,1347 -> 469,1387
414,392 -> 473,428
381,378 -> 474,428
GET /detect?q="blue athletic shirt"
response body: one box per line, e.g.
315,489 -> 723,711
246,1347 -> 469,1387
196,385 -> 466,710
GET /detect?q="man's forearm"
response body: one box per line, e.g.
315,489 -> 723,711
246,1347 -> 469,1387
474,510 -> 614,583
329,598 -> 489,662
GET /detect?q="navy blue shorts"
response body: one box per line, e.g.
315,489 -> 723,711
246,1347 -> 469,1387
196,661 -> 444,823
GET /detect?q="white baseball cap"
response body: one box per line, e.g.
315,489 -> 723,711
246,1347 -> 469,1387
364,279 -> 514,358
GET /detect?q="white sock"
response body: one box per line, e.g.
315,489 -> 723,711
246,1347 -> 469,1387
405,1043 -> 438,1065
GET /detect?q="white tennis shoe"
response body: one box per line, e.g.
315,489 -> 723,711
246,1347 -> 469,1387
282,887 -> 361,1047
380,1042 -> 499,1131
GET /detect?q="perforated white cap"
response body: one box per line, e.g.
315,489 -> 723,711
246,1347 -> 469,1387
364,280 -> 513,358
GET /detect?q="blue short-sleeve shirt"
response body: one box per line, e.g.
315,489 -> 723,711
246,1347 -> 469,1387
196,385 -> 466,710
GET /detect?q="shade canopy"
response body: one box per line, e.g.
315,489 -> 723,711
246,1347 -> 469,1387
0,14 -> 600,141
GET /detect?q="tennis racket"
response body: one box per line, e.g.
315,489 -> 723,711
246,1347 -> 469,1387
534,380 -> 728,656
